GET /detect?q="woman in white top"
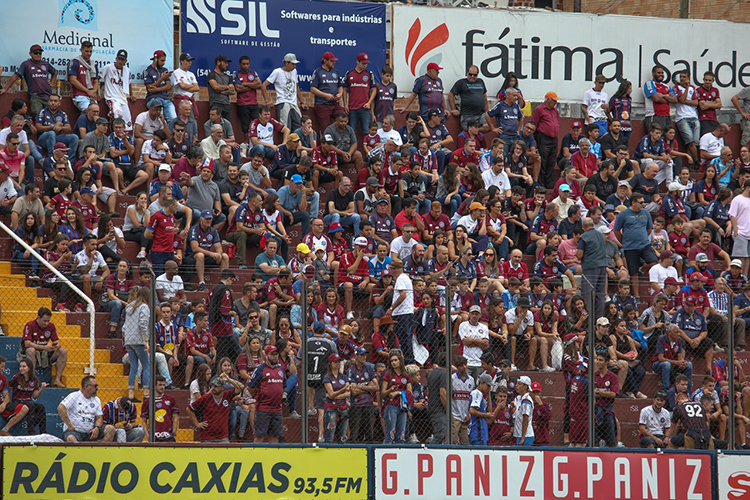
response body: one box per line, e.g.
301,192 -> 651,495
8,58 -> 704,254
262,193 -> 290,260
123,192 -> 151,259
189,363 -> 212,405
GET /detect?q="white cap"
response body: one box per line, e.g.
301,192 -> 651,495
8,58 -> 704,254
731,259 -> 743,268
469,305 -> 481,313
354,236 -> 368,247
597,225 -> 612,234
158,163 -> 171,172
667,181 -> 686,192
518,376 -> 532,386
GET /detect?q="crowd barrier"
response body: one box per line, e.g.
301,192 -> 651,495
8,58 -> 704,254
2,443 -> 747,499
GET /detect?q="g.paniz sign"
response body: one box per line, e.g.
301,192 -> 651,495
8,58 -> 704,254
392,5 -> 750,104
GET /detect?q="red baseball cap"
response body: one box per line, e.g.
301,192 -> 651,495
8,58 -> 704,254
201,158 -> 214,172
530,382 -> 542,392
572,121 -> 582,129
329,353 -> 341,362
322,52 -> 338,61
357,53 -> 369,63
685,296 -> 698,305
664,277 -> 679,286
264,345 -> 278,354
427,62 -> 443,71
151,50 -> 166,60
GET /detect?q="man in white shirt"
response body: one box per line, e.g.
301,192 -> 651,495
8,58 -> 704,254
155,260 -> 186,302
390,225 -> 418,261
377,115 -> 402,145
673,70 -> 700,164
503,297 -> 534,372
75,234 -> 110,303
458,305 -> 490,381
262,53 -> 303,131
172,53 -> 200,123
582,75 -> 610,136
649,250 -> 679,291
100,49 -> 133,131
638,390 -> 671,448
451,355 -> 475,445
481,155 -> 511,197
513,375 -> 535,445
58,375 -> 116,442
699,123 -> 729,163
388,259 -> 415,364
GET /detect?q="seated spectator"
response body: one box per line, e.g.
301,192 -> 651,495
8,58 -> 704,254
649,251 -> 679,291
155,260 -> 185,303
102,396 -> 145,443
73,102 -> 99,142
401,162 -> 430,214
202,106 -> 240,166
58,375 -> 115,442
250,104 -> 289,160
0,131 -> 31,189
73,233 -> 110,303
570,139 -> 598,181
272,133 -> 304,181
255,238 -> 286,283
635,123 -> 673,185
200,124 -> 227,161
277,173 -> 312,237
629,162 -> 662,215
575,184 -> 601,218
673,296 -> 713,372
639,391 -> 671,448
183,211 -> 229,290
684,253 -> 716,290
688,230 -> 731,272
722,259 -> 749,295
528,204 -> 559,257
133,100 -> 171,167
312,133 -> 344,191
503,140 -> 533,195
699,123 -> 729,165
324,112 -> 364,172
323,177 -> 360,236
35,94 -> 79,159
704,187 -> 733,245
663,182 -> 705,239
108,118 -> 135,192
553,166 -> 582,200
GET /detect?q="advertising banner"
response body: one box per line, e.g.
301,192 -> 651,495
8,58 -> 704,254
2,445 -> 368,499
180,0 -> 387,89
391,4 -> 750,104
374,448 -> 713,499
717,453 -> 750,500
0,0 -> 173,83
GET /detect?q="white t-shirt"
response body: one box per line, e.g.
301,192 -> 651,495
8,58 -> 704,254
100,63 -> 131,101
390,236 -> 417,261
0,127 -> 28,146
481,168 -> 511,192
456,214 -> 480,234
0,178 -> 18,201
699,132 -> 724,157
60,390 -> 103,432
458,321 -> 489,367
134,112 -> 164,139
75,250 -> 107,277
639,405 -> 671,436
729,194 -> 750,238
513,392 -> 535,438
582,89 -> 609,122
140,139 -> 168,166
93,226 -> 124,251
172,68 -> 198,98
266,67 -> 298,105
377,128 -> 403,146
451,372 -> 475,420
393,272 -> 414,316
253,121 -> 277,145
189,379 -> 202,404
673,85 -> 699,121
155,273 -> 184,299
505,308 -> 534,335
648,264 -> 678,289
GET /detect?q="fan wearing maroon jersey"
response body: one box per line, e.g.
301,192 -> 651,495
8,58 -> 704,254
141,375 -> 179,442
186,372 -> 244,443
21,307 -> 68,387
248,345 -> 287,444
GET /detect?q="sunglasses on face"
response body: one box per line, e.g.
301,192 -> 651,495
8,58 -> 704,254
9,142 -> 19,146
32,51 -> 42,55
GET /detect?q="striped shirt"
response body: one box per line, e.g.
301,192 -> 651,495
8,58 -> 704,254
451,372 -> 475,420
707,290 -> 729,315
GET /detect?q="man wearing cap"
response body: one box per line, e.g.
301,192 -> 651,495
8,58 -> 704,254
247,345 -> 287,443
310,52 -> 344,132
277,173 -> 312,236
605,180 -> 632,219
708,277 -> 746,352
35,94 -> 79,158
684,252 -> 716,290
531,92 -> 560,188
487,88 -> 522,152
184,159 -> 227,232
206,55 -> 235,121
133,100 -> 171,167
72,185 -> 99,230
339,236 -> 374,318
283,155 -> 320,214
67,41 -> 99,112
649,250 -> 679,291
467,373 -> 495,446
144,50 -> 176,127
187,372 -> 244,443
422,108 -> 453,174
448,66 -> 490,132
183,210 -> 229,290
456,201 -> 490,253
557,121 -> 584,171
722,259 -> 749,295
272,133 -> 304,180
262,53 -> 304,131
673,295 -> 713,372
172,53 -> 200,123
355,176 -> 380,219
511,375 -> 535,446
397,62 -> 445,121
677,272 -> 710,310
550,184 -> 575,223
459,305 -> 490,381
582,75 -> 610,136
1,44 -> 57,115
100,50 -> 133,131
347,346 -> 378,443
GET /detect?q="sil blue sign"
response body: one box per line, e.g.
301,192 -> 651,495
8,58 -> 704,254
180,0 -> 387,90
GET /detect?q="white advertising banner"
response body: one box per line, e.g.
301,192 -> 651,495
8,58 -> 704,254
717,453 -> 750,500
0,0 -> 174,83
391,5 -> 750,104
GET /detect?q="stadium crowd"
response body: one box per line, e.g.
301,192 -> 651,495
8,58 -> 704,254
0,40 -> 749,448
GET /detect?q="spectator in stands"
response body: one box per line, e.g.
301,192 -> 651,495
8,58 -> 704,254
635,123 -> 673,185
11,183 -> 44,230
203,107 -> 240,166
652,324 -> 693,396
175,100 -> 199,146
204,55 -> 235,121
695,71 -> 721,137
323,176 -> 360,236
324,113 -> 364,175
643,65 -> 676,130
528,91 -> 559,189
614,192 -> 657,291
34,94 -> 78,157
141,375 -> 179,442
528,203 -> 558,257
1,44 -> 56,114
339,53 -> 375,135
639,391 -> 671,448
102,396 -> 144,443
143,50 -> 176,127
261,53 -> 304,131
381,349 -> 412,444
183,161 -> 226,231
487,89 -> 522,152
397,62 -> 445,120
571,138 -> 598,181
248,104 -> 289,161
699,123 -> 729,164
133,100 -> 171,167
58,375 -> 115,442
246,345 -> 287,444
730,179 -> 750,276
551,184 -> 575,223
172,52 -> 200,120
708,277 -> 745,351
723,259 -> 748,294
187,373 -> 244,443
0,128 -> 32,189
145,196 -> 179,277
66,41 -> 99,112
183,210 -> 229,291
122,286 -> 150,399
446,65 -> 488,132
200,124 -> 226,162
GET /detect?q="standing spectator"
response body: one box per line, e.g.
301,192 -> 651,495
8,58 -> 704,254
347,346 -> 378,443
144,50 -> 176,127
487,89 -> 522,152
642,65 -> 676,130
639,391 -> 671,448
426,354 -> 448,444
262,53 -> 304,131
731,179 -> 750,276
696,71 -> 721,137
459,305 -> 490,380
532,92 -> 560,188
593,351 -> 619,447
614,193 -> 657,291
577,217 -> 609,318
145,197 -> 178,277
310,52 -> 344,132
35,94 -> 78,156
206,55 -> 235,120
397,62 -> 445,120
449,66 -> 490,132
172,53 -> 200,125
232,55 -> 261,145
100,49 -> 133,131
186,373 -> 244,443
373,66 -> 396,124
0,44 -> 57,115
67,41 -> 100,112
247,345 -> 287,443
58,376 -> 115,442
208,269 -> 240,366
731,84 -> 750,147
530,381 -> 551,446
381,349 -> 411,444
123,287 -> 150,400
322,354 -> 351,443
450,355 -> 474,445
184,162 -> 227,231
582,75 -> 610,136
513,375 -> 535,446
608,80 -> 633,142
21,307 -> 68,387
468,373 -> 495,446
673,70 -> 701,163
389,259 -> 415,364
141,375 -> 179,442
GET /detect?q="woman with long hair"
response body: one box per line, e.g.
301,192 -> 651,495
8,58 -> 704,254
272,315 -> 301,355
426,229 -> 447,259
695,164 -> 719,207
610,318 -> 647,399
436,162 -> 462,215
263,193 -> 290,260
189,363 -> 212,404
497,72 -> 525,108
476,243 -> 504,294
487,297 -> 508,357
663,125 -> 694,171
276,338 -> 300,418
316,288 -> 344,336
7,359 -> 47,434
323,354 -> 351,443
217,356 -> 243,439
39,209 -> 61,250
604,301 -> 621,326
237,335 -> 265,382
11,212 -> 42,280
504,140 -> 533,196
413,292 -> 443,366
562,295 -> 589,336
381,348 -> 411,444
58,206 -> 88,254
75,165 -> 119,216
448,225 -> 470,261
398,111 -> 427,156
531,300 -> 559,372
461,162 -> 484,197
93,214 -> 125,272
122,286 -> 150,400
608,79 -> 633,141
42,233 -> 75,312
123,191 -> 151,260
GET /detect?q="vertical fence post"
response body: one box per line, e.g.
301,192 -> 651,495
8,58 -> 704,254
148,275 -> 156,442
587,288 -> 596,448
728,299 -> 736,450
301,281 -> 308,445
444,283 -> 453,446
